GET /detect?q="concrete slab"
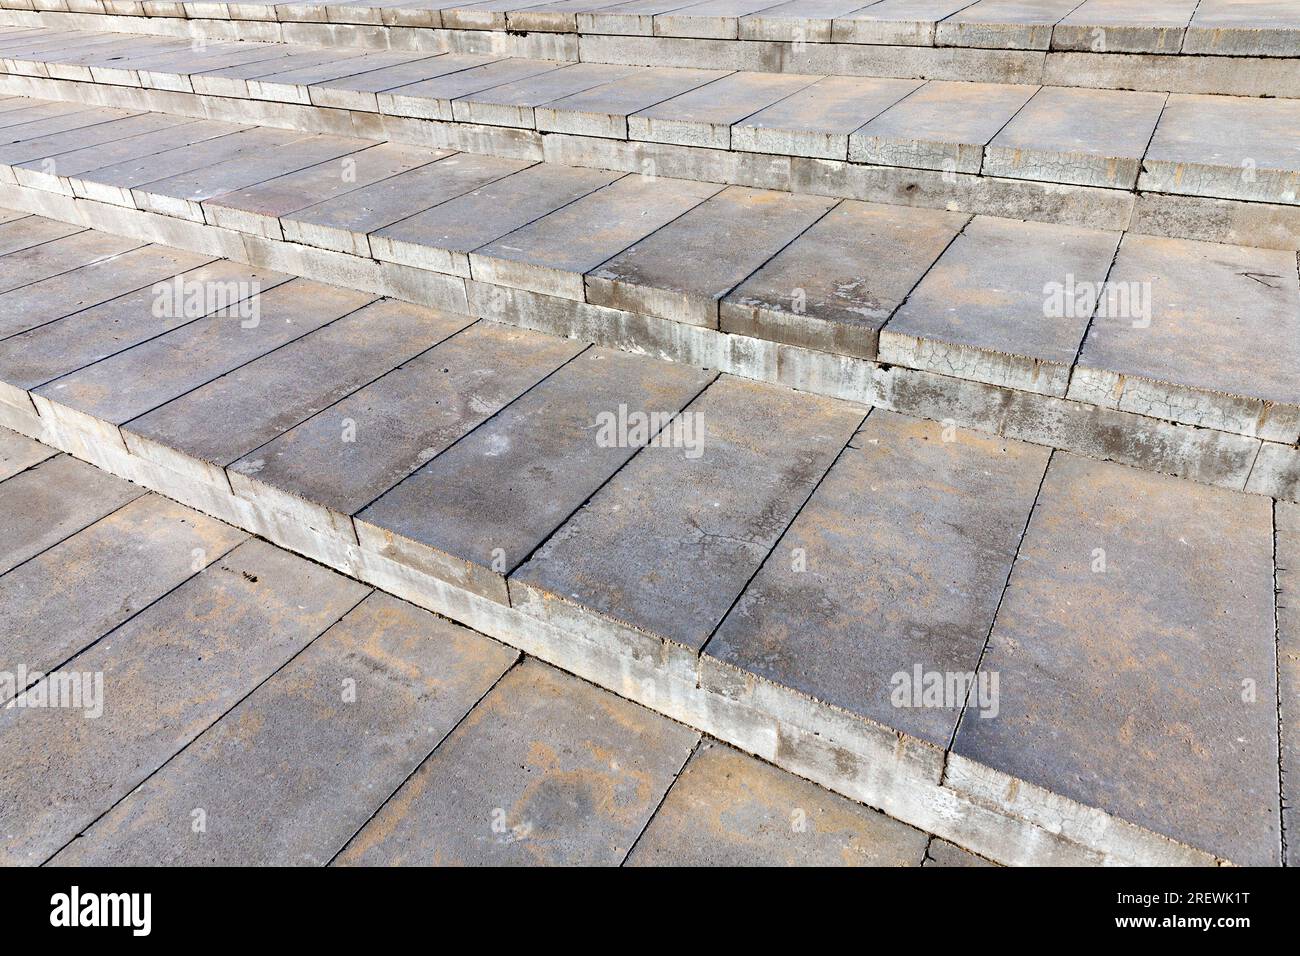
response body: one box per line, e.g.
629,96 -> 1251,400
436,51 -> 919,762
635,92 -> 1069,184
732,75 -> 923,160
0,493 -> 246,688
226,322 -> 585,539
0,214 -> 80,255
307,53 -> 467,112
831,0 -> 975,45
983,86 -> 1167,189
720,199 -> 967,360
628,70 -> 821,150
450,62 -> 638,129
356,347 -> 715,601
192,47 -> 353,98
512,375 -> 863,652
440,0 -> 557,29
0,453 -> 143,575
848,80 -> 1038,173
739,0 -> 883,42
123,298 -> 468,486
951,453 -> 1279,866
0,425 -> 53,478
1279,499 -> 1300,866
282,152 -> 530,256
580,0 -> 721,35
0,229 -> 140,296
52,592 -> 517,866
925,838 -> 995,866
380,58 -> 569,121
33,279 -> 367,429
1052,0 -> 1199,54
936,0 -> 1084,50
654,0 -> 794,39
508,0 -> 633,32
1184,0 -> 1300,56
0,111 -> 183,170
534,66 -> 730,139
880,216 -> 1121,396
586,185 -> 837,328
707,410 -> 1048,745
1140,94 -> 1300,206
0,537 -> 369,866
627,738 -> 928,865
335,658 -> 699,865
470,173 -> 721,299
1070,234 -> 1300,441
370,163 -> 620,277
247,50 -> 429,104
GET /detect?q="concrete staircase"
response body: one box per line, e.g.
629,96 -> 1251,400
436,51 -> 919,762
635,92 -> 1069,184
0,0 -> 1294,868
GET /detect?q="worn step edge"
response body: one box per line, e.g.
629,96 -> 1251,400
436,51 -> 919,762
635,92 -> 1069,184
1,177 -> 1293,503
1,7 -> 1299,99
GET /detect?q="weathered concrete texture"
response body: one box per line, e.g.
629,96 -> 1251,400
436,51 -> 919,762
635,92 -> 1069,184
1278,499 -> 1300,867
470,173 -> 720,300
951,453 -> 1280,866
731,75 -> 922,160
1052,0 -> 1199,54
706,411 -> 1049,746
738,0 -> 878,42
52,592 -> 518,866
720,200 -> 966,360
535,66 -> 729,138
1183,0 -> 1300,56
227,322 -> 585,539
627,738 -> 928,865
378,57 -> 566,120
123,299 -> 468,487
880,216 -> 1121,396
654,0 -> 791,39
356,347 -> 714,601
1140,94 -> 1300,206
628,70 -> 821,150
586,185 -> 836,327
309,54 -> 489,112
0,538 -> 369,866
830,0 -> 973,45
336,658 -> 698,865
0,453 -> 142,574
450,61 -> 637,128
0,492 -> 246,687
0,423 -> 52,478
937,0 -> 1083,50
0,213 -> 79,255
1069,234 -> 1300,442
0,228 -> 139,295
984,86 -> 1166,189
925,837 -> 996,866
848,79 -> 1036,174
512,375 -> 863,652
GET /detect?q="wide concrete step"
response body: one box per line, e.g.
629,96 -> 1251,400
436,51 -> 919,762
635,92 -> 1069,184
1,103 -> 1297,500
0,217 -> 1290,866
1,1 -> 1298,97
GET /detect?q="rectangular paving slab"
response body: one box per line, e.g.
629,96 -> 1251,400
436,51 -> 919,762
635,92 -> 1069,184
983,86 -> 1167,189
585,185 -> 837,328
534,67 -> 730,138
935,0 -> 1083,49
0,493 -> 246,690
308,53 -> 480,112
626,738 -> 928,865
653,0 -> 793,38
628,70 -> 822,150
511,375 -> 863,653
0,229 -> 141,297
334,658 -> 699,865
0,538 -> 369,866
739,0 -> 886,42
720,199 -> 967,360
1184,0 -> 1300,56
831,0 -> 979,45
356,347 -> 715,602
226,322 -> 586,539
450,62 -> 638,128
0,111 -> 185,169
1052,0 -> 1199,54
0,454 -> 144,576
379,58 -> 567,120
879,215 -> 1122,396
706,410 -> 1048,746
0,215 -> 81,256
50,592 -> 517,866
0,425 -> 54,479
247,50 -> 432,103
951,452 -> 1279,866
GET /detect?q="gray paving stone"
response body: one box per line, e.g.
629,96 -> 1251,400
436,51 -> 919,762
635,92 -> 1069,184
628,70 -> 821,150
441,0 -> 557,29
227,322 -> 585,538
370,163 -> 620,277
586,185 -> 836,328
305,53 -> 471,111
720,200 -> 966,360
627,738 -> 928,865
505,0 -> 614,32
0,111 -> 181,171
0,454 -> 143,576
0,425 -> 53,478
1052,0 -> 1199,54
123,298 -> 466,486
450,62 -> 638,128
1183,0 -> 1300,56
848,80 -> 1037,173
983,86 -> 1166,189
925,838 -> 995,866
282,152 -> 530,256
0,229 -> 141,296
33,278 -> 366,429
0,244 -> 212,341
738,0 -> 884,42
356,347 -> 714,601
512,375 -> 862,652
52,592 -> 517,866
534,66 -> 730,138
0,537 -> 369,866
335,658 -> 699,865
1279,499 -> 1300,866
247,50 -> 429,104
707,410 -> 1048,745
579,0 -> 720,35
880,216 -> 1121,396
830,0 -> 977,45
192,47 -> 354,98
1246,442 -> 1300,502
653,0 -> 798,38
0,214 -> 79,255
0,493 -> 246,689
470,173 -> 721,300
1140,94 -> 1300,206
951,452 -> 1279,866
0,106 -> 138,145
732,75 -> 923,160
380,58 -> 567,120
1069,234 -> 1300,442
936,0 -> 1083,50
